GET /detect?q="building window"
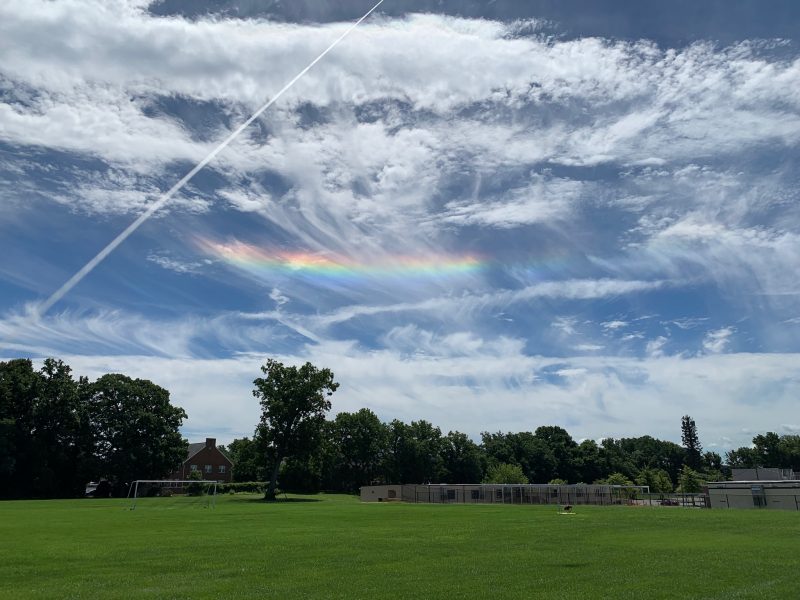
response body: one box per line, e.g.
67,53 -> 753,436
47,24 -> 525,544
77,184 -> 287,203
218,465 -> 226,474
447,489 -> 456,500
471,489 -> 484,500
190,464 -> 198,471
205,465 -> 212,474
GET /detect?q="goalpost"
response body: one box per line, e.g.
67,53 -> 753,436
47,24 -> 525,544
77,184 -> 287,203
127,479 -> 219,510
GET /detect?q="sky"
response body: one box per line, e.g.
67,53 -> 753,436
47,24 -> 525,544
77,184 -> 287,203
1,0 -> 799,451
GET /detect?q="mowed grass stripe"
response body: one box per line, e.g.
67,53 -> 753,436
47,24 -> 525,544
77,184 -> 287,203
1,494 -> 797,599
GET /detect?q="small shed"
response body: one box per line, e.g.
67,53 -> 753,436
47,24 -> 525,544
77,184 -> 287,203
360,485 -> 402,502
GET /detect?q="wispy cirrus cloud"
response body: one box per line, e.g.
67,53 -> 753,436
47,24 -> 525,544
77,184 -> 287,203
2,1 -> 800,445
702,327 -> 735,355
18,344 -> 800,450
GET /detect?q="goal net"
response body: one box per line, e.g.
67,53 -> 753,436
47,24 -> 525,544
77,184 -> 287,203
128,479 -> 219,510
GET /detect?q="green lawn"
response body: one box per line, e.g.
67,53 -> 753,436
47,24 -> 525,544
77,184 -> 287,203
1,493 -> 797,599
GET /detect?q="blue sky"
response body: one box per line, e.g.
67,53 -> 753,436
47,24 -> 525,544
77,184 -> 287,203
1,0 -> 799,449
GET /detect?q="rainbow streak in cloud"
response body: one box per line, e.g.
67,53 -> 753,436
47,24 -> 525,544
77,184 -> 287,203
197,238 -> 485,282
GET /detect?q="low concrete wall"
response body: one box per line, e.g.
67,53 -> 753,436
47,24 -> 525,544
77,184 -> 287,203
361,483 -> 647,506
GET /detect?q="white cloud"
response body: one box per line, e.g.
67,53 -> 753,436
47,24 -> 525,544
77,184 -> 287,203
646,336 -> 668,358
297,279 -> 666,329
670,317 -> 708,330
2,2 -> 800,229
269,288 -> 289,307
552,316 -> 578,336
442,175 -> 584,228
12,347 -> 799,450
2,1 -> 799,451
702,327 -> 735,354
146,254 -> 212,274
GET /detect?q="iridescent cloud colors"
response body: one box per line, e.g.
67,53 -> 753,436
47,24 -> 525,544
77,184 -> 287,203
197,238 -> 485,282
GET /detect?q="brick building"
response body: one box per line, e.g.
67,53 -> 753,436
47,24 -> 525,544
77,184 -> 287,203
172,437 -> 233,483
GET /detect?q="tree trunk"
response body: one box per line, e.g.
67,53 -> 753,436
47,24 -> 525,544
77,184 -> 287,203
264,454 -> 282,501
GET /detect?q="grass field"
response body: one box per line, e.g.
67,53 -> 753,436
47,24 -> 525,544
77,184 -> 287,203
1,493 -> 798,599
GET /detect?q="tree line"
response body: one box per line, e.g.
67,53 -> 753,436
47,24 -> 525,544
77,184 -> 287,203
1,358 -> 187,498
3,357 -> 799,499
226,407 -> 726,495
230,360 -> 800,498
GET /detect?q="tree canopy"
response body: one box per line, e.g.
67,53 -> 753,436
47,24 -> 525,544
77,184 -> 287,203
0,358 -> 187,498
88,373 -> 187,492
253,359 -> 338,500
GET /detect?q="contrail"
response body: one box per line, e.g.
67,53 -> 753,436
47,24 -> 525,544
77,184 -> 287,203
34,0 -> 384,318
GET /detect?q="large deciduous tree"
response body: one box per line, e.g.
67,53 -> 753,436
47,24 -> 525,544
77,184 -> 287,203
726,432 -> 800,471
534,425 -> 579,483
227,437 -> 266,482
442,431 -> 485,483
384,419 -> 445,484
329,408 -> 388,492
34,359 -> 93,497
0,359 -> 41,497
88,374 -> 187,493
481,431 -> 556,484
0,358 -> 93,498
253,359 -> 338,500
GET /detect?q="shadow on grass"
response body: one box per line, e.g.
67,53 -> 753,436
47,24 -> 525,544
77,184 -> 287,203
548,562 -> 591,569
229,495 -> 322,504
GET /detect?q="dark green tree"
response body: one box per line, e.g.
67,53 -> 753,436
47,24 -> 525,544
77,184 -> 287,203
616,436 -> 686,484
483,462 -> 528,484
680,415 -> 702,470
0,359 -> 40,497
725,446 -> 760,468
726,433 -> 800,471
635,467 -> 673,494
597,472 -> 634,486
573,439 -> 603,484
33,359 -> 93,497
752,432 -> 783,467
779,435 -> 800,471
481,431 -> 555,483
0,358 -> 94,498
598,438 -> 637,480
441,431 -> 485,483
384,419 -> 445,484
329,408 -> 388,492
88,374 -> 187,493
253,359 -> 338,500
226,437 -> 265,482
279,454 -> 325,492
678,465 -> 704,494
534,425 -> 579,482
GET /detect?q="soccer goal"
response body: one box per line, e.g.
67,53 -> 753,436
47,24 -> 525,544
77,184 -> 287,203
127,480 -> 219,510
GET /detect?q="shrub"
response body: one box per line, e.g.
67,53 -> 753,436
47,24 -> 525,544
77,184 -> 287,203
186,470 -> 206,496
483,463 -> 528,484
218,482 -> 267,494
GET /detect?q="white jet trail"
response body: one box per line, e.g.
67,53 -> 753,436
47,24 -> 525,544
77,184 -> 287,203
34,0 -> 384,318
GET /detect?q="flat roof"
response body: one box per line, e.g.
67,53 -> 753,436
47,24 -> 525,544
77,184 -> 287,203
707,480 -> 800,486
